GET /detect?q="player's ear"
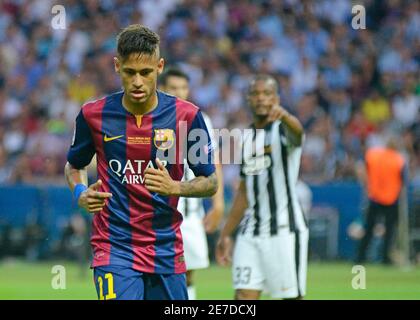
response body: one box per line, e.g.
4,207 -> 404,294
114,57 -> 120,73
157,58 -> 165,75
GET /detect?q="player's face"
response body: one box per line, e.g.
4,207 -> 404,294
161,76 -> 190,100
114,53 -> 164,105
247,80 -> 279,117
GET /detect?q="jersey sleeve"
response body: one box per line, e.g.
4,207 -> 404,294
186,110 -> 216,177
278,121 -> 303,149
67,109 -> 95,169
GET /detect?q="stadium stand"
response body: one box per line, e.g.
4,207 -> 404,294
0,0 -> 419,261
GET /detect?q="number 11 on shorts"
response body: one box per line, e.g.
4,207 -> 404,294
97,273 -> 117,300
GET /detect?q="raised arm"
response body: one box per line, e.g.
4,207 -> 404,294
269,105 -> 304,145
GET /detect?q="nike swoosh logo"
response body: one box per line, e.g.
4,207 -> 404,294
104,134 -> 124,142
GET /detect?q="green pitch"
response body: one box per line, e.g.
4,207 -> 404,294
0,260 -> 419,300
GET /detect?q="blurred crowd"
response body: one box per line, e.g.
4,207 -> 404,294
0,0 -> 419,189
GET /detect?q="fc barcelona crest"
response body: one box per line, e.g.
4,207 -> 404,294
154,129 -> 175,150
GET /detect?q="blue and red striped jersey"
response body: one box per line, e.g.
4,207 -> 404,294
67,90 -> 215,274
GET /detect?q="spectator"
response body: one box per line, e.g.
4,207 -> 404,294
0,0 -> 418,187
361,90 -> 391,126
392,85 -> 420,128
0,146 -> 11,184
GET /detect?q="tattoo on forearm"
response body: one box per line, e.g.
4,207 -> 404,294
179,172 -> 218,197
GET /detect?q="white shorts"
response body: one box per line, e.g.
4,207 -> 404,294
232,228 -> 308,299
180,213 -> 209,271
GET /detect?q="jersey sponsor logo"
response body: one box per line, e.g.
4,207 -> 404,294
154,129 -> 175,150
242,154 -> 272,176
109,159 -> 168,184
104,134 -> 124,142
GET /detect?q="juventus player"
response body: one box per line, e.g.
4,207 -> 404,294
159,68 -> 224,300
216,74 -> 308,300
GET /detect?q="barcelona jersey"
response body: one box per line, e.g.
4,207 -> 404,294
67,90 -> 215,274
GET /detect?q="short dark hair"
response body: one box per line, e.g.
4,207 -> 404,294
249,74 -> 278,92
117,24 -> 160,61
160,67 -> 190,86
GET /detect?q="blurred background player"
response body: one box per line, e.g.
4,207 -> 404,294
65,25 -> 217,300
356,136 -> 407,265
159,67 -> 224,300
296,179 -> 313,222
216,74 -> 308,300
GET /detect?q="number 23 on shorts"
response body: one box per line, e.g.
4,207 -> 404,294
96,273 -> 117,300
234,266 -> 252,285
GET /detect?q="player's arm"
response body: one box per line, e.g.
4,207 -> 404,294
145,110 -> 218,198
216,179 -> 248,266
269,105 -> 304,145
203,160 -> 225,233
65,162 -> 88,189
219,179 -> 247,237
178,171 -> 218,197
64,163 -> 112,213
65,109 -> 112,213
144,158 -> 218,197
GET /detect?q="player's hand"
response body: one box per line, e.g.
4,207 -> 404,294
144,158 -> 179,196
203,206 -> 224,234
268,104 -> 288,122
216,235 -> 233,266
78,179 -> 112,213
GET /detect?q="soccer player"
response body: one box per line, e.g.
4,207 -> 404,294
64,25 -> 218,300
159,68 -> 224,300
216,74 -> 308,300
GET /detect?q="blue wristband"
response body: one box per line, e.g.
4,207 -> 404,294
74,184 -> 88,201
